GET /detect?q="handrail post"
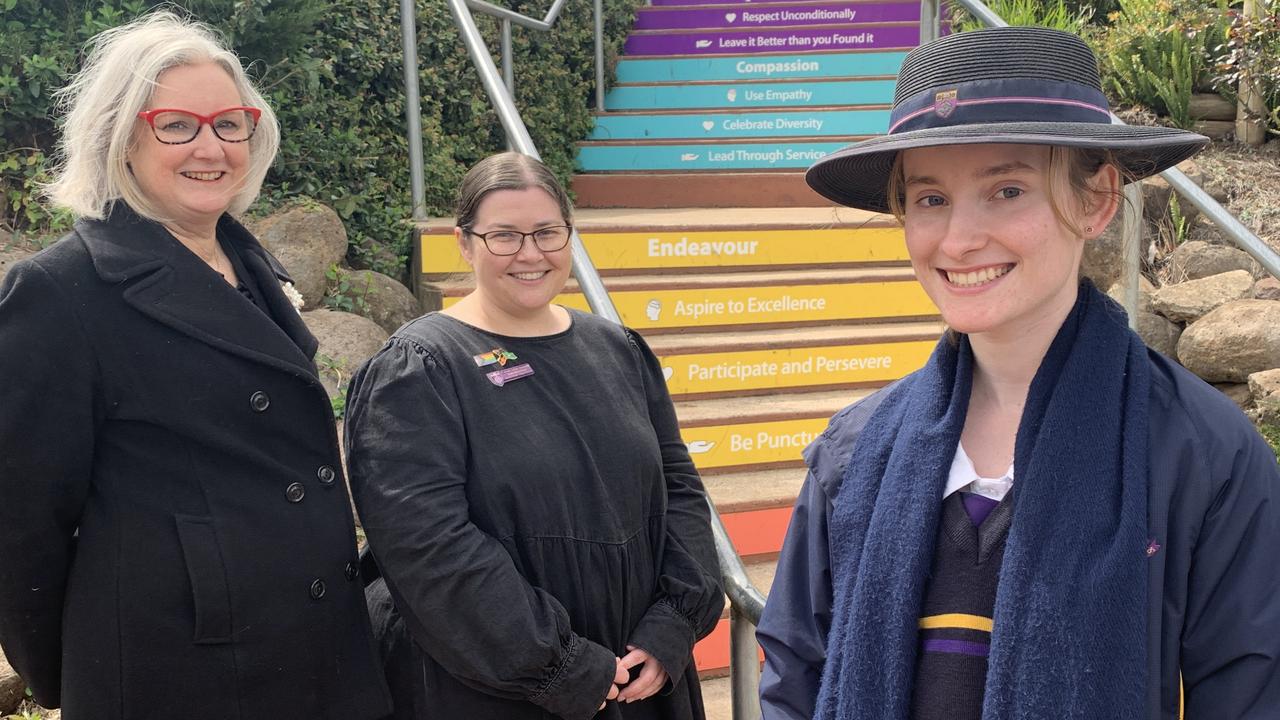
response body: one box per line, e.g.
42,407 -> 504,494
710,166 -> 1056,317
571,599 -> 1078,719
501,18 -> 515,150
1121,182 -> 1144,329
594,0 -> 605,112
400,0 -> 427,220
919,0 -> 940,43
730,605 -> 762,719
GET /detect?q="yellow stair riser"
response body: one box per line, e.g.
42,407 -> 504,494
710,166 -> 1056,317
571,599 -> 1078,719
682,417 -> 830,471
659,340 -> 933,395
443,280 -> 936,331
420,227 -> 908,274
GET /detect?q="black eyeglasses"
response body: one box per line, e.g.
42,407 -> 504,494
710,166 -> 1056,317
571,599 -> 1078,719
466,225 -> 572,256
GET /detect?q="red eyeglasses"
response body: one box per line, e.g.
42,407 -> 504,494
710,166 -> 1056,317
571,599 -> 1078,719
136,107 -> 262,144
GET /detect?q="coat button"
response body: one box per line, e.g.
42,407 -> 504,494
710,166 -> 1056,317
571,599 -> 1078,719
317,465 -> 336,486
344,562 -> 358,582
249,391 -> 270,412
309,579 -> 326,600
285,482 -> 306,503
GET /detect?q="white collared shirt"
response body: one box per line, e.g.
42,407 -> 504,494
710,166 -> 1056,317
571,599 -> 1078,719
943,442 -> 1014,501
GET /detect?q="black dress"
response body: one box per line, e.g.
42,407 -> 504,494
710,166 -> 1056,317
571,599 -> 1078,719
344,310 -> 724,720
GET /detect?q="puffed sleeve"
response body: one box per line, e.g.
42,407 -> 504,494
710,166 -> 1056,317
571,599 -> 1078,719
1180,419 -> 1280,717
623,329 -> 725,685
344,338 -> 618,720
0,258 -> 98,708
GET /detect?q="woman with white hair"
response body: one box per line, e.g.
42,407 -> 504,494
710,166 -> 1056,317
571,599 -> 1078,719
0,12 -> 391,719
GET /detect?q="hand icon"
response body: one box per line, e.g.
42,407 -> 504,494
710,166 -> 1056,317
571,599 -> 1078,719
645,299 -> 662,322
686,440 -> 716,454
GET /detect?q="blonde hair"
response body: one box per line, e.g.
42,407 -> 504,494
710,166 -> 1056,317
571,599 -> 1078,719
44,10 -> 280,221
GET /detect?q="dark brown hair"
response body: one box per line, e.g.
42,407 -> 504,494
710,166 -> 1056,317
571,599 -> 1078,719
454,152 -> 572,232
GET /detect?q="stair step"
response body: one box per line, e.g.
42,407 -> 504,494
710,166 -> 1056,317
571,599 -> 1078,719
650,321 -> 939,397
698,675 -> 736,720
634,1 -> 919,30
578,140 -> 858,172
676,388 -> 865,471
705,466 -> 805,513
588,107 -> 888,141
615,50 -> 907,83
603,77 -> 894,110
418,207 -> 907,275
571,171 -> 827,208
435,268 -> 934,333
624,21 -> 921,56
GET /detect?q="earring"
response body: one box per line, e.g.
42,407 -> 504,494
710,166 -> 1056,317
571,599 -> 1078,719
1085,226 -> 1094,234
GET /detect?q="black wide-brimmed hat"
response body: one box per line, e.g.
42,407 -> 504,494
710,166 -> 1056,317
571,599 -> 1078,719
806,26 -> 1209,212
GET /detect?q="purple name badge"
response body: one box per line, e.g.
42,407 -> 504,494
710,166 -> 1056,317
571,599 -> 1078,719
487,363 -> 535,387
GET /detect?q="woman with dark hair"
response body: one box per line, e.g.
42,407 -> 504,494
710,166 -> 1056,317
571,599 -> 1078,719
0,11 -> 389,719
757,26 -> 1280,720
345,151 -> 724,720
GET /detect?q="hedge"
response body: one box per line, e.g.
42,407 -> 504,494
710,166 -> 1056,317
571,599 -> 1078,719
0,0 -> 642,277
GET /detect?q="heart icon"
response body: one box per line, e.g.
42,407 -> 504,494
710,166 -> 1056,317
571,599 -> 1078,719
725,12 -> 737,22
702,120 -> 714,131
726,88 -> 737,102
662,367 -> 675,381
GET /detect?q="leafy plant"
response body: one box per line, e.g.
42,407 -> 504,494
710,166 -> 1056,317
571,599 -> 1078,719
1092,0 -> 1233,127
315,352 -> 349,418
323,263 -> 374,315
1211,1 -> 1280,136
949,0 -> 1093,34
1259,423 -> 1280,462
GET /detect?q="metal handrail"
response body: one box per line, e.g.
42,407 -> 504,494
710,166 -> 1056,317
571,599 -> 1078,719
945,0 -> 1280,295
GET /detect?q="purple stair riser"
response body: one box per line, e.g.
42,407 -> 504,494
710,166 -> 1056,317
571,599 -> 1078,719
624,24 -> 920,55
634,2 -> 919,30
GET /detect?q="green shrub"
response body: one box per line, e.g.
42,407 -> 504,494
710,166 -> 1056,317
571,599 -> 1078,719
1260,423 -> 1280,462
949,0 -> 1094,34
1092,0 -> 1232,127
1212,1 -> 1280,136
0,0 -> 640,275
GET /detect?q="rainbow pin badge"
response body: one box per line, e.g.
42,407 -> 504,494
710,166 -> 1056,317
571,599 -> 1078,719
473,348 -> 518,367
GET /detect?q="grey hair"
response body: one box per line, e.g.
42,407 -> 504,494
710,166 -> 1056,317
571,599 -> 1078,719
454,152 -> 573,232
44,10 -> 280,221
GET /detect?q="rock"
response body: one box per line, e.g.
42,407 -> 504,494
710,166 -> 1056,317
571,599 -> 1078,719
301,309 -> 389,400
1,647 -> 25,715
1106,278 -> 1181,356
1151,270 -> 1254,324
248,202 -> 348,308
1213,382 -> 1254,412
0,243 -> 38,288
1248,368 -> 1280,424
1184,214 -> 1227,245
1177,300 -> 1280,382
1080,219 -> 1128,291
1143,159 -> 1204,225
1191,119 -> 1234,141
330,268 -> 421,334
1255,277 -> 1280,301
1166,241 -> 1261,281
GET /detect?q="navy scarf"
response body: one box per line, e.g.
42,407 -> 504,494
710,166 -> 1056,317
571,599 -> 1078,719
815,282 -> 1151,719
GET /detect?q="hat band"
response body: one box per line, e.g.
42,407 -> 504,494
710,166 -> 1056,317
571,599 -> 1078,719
888,78 -> 1111,135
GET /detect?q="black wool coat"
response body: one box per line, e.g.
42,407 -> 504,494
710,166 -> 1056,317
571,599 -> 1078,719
0,205 -> 392,719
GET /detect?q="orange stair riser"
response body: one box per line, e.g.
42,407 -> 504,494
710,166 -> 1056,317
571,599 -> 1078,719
721,505 -> 792,557
694,616 -> 764,673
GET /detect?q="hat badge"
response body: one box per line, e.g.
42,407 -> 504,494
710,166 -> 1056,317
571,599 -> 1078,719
934,89 -> 958,118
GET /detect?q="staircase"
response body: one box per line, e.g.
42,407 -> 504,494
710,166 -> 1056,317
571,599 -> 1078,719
415,1 -> 943,717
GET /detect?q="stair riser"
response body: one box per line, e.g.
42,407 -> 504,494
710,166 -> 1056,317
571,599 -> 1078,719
578,141 -> 851,171
588,109 -> 888,140
683,416 -> 829,470
420,228 -> 909,274
443,281 -> 935,331
660,340 -> 933,396
570,173 -> 829,208
635,2 -> 919,30
614,51 -> 906,83
603,79 -> 894,110
624,23 -> 921,55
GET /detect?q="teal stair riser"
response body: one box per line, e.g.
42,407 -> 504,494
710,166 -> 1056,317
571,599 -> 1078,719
589,109 -> 888,140
614,52 -> 907,83
604,79 -> 895,110
577,142 -> 850,171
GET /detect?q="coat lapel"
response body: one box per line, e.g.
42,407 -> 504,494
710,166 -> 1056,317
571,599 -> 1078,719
79,204 -> 319,382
